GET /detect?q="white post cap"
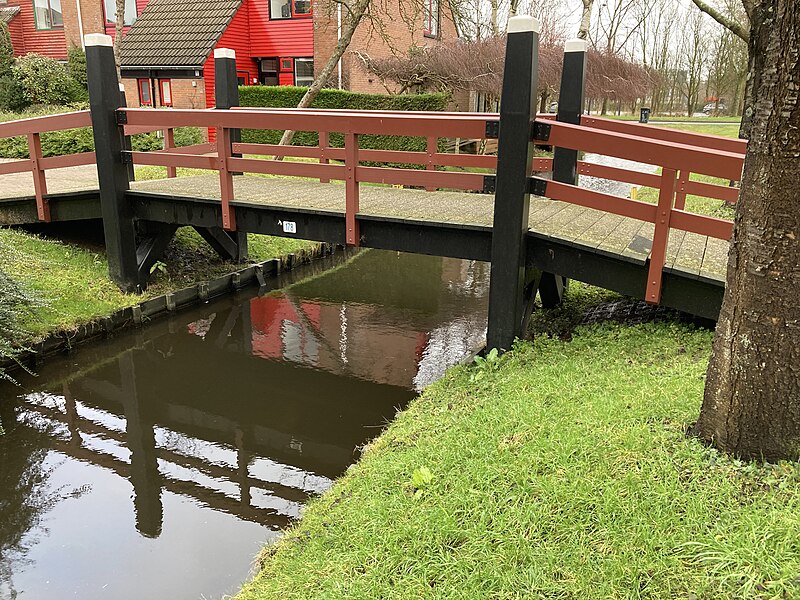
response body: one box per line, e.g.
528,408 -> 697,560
565,38 -> 588,53
507,15 -> 541,34
119,83 -> 125,92
85,33 -> 113,47
214,48 -> 236,59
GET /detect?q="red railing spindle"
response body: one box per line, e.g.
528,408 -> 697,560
163,128 -> 177,178
674,169 -> 688,210
345,132 -> 360,246
647,168 -> 678,304
425,136 -> 437,192
217,126 -> 236,231
319,130 -> 330,184
27,132 -> 50,222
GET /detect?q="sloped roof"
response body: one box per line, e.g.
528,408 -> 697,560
0,6 -> 21,24
120,0 -> 242,69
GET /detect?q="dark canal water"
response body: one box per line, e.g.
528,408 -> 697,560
0,250 -> 490,600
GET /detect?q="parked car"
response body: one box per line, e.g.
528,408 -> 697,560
703,102 -> 726,114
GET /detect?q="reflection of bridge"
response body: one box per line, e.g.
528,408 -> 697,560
0,22 -> 745,349
17,294 -> 417,537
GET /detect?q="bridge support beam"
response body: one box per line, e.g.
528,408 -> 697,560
541,38 -> 588,309
486,16 -> 540,352
86,34 -> 139,292
213,48 -> 248,258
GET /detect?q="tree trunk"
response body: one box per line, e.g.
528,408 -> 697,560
578,0 -> 594,40
113,0 -> 124,79
275,0 -> 371,152
695,0 -> 800,462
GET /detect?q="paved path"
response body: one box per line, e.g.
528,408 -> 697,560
0,159 -> 99,198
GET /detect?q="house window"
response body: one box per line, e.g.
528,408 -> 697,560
294,58 -> 313,86
32,0 -> 63,29
260,58 -> 279,85
138,79 -> 152,106
104,0 -> 136,26
423,0 -> 439,37
269,0 -> 311,19
159,79 -> 172,106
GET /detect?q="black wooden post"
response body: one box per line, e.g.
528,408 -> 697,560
86,34 -> 139,292
553,38 -> 587,185
119,83 -> 135,182
212,48 -> 248,261
540,38 -> 587,308
486,16 -> 540,352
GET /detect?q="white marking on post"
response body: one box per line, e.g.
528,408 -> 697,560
564,38 -> 588,53
84,33 -> 113,47
507,15 -> 541,34
214,48 -> 236,59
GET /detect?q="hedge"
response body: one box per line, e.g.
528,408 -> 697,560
238,86 -> 450,155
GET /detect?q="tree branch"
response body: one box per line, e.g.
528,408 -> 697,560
689,0 -> 750,43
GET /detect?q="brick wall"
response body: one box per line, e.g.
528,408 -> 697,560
121,76 -> 206,109
313,0 -> 459,94
60,0 -> 105,49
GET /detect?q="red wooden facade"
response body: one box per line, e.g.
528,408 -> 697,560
5,0 -> 67,59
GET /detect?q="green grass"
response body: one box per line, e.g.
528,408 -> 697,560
0,226 -> 315,339
238,287 -> 800,600
604,115 -> 741,124
655,123 -> 741,138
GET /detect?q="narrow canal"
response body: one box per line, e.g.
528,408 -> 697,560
0,250 -> 489,600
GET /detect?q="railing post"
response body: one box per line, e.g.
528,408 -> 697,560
553,38 -> 587,186
213,48 -> 247,259
119,83 -> 135,182
345,132 -> 360,246
27,132 -> 50,222
425,136 -> 437,192
675,170 -> 688,210
85,33 -> 139,292
319,130 -> 330,183
646,167 -> 677,305
217,125 -> 237,231
163,128 -> 176,178
214,48 -> 241,159
486,15 -> 540,352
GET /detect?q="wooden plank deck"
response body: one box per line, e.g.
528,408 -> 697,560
130,174 -> 727,283
0,172 -> 728,285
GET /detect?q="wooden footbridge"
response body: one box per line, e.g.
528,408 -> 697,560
0,22 -> 746,350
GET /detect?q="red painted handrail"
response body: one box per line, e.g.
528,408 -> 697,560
0,110 -> 94,222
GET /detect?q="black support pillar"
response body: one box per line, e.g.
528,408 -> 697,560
213,48 -> 248,261
539,39 -> 588,309
552,38 -> 587,185
86,34 -> 139,292
486,16 -> 540,352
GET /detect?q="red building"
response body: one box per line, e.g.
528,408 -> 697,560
1,0 -> 458,110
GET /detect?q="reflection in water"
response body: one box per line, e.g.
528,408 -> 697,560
0,251 -> 490,600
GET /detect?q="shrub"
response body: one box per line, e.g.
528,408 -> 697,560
0,266 -> 42,383
238,86 -> 449,155
0,74 -> 29,112
0,23 -> 13,76
13,53 -> 76,106
66,46 -> 87,89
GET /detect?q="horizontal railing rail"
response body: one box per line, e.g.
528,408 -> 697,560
0,110 -> 95,222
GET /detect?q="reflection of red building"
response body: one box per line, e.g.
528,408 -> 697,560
245,294 -> 427,388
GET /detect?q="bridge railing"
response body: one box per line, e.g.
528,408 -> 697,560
0,110 -> 94,221
119,106 -> 504,242
529,117 -> 744,302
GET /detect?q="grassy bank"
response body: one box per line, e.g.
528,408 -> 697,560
238,287 -> 800,600
0,226 -> 315,339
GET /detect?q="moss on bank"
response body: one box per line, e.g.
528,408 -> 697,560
238,288 -> 800,600
0,226 -> 315,339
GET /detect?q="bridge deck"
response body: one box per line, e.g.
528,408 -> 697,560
131,174 -> 727,283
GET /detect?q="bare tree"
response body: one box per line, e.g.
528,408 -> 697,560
113,0 -> 125,78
